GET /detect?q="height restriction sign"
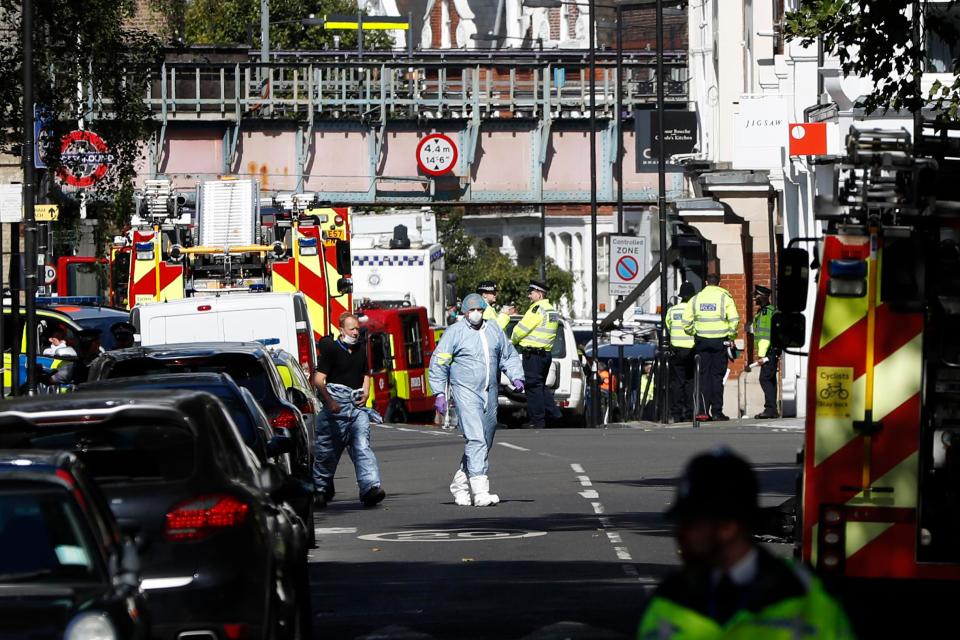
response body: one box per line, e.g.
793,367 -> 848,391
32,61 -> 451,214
609,235 -> 645,297
416,133 -> 458,176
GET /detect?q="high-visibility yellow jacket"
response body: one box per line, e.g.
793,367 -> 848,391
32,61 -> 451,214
638,372 -> 656,405
511,299 -> 559,350
665,301 -> 695,349
682,285 -> 739,340
638,552 -> 855,640
482,305 -> 511,330
752,304 -> 777,358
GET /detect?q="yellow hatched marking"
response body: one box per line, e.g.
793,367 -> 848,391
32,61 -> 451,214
272,271 -> 296,293
848,452 -> 918,508
845,521 -> 894,559
160,274 -> 184,302
305,295 -> 326,340
814,332 -> 922,467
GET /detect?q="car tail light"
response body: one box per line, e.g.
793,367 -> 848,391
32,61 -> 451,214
298,400 -> 314,414
164,495 -> 249,541
223,623 -> 249,639
296,325 -> 313,372
271,408 -> 299,431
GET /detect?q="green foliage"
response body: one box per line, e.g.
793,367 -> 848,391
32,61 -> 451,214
437,210 -> 575,314
183,0 -> 394,50
785,1 -> 960,118
0,0 -> 161,234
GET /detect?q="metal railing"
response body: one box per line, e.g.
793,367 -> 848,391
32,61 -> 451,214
90,51 -> 689,122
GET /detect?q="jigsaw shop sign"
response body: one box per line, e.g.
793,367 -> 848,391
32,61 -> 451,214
57,130 -> 114,188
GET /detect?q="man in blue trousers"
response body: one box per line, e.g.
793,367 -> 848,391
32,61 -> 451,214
429,294 -> 524,506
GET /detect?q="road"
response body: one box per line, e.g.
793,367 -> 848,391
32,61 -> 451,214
307,420 -> 803,639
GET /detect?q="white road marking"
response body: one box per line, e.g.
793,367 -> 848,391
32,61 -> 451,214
592,502 -> 605,514
315,527 -> 358,535
577,475 -> 593,487
615,547 -> 633,561
396,427 -> 416,432
598,516 -> 612,528
606,531 -> 622,544
579,489 -> 600,499
571,463 -> 585,473
498,442 -> 530,451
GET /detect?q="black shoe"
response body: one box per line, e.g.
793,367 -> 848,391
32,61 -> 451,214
754,411 -> 778,419
314,492 -> 328,509
360,486 -> 386,507
711,414 -> 730,422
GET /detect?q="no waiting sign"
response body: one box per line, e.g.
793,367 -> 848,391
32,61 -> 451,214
609,235 -> 645,297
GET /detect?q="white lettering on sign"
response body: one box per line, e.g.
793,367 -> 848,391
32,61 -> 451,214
359,528 -> 548,542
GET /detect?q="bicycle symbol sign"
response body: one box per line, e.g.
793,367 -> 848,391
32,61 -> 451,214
815,366 -> 853,418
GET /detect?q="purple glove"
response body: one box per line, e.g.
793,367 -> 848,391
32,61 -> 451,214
434,394 -> 447,414
512,378 -> 525,392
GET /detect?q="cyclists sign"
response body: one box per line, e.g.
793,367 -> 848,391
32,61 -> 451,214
815,366 -> 853,418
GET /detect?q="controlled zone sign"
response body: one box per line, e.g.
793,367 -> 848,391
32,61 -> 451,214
609,235 -> 645,297
57,130 -> 114,188
416,133 -> 458,176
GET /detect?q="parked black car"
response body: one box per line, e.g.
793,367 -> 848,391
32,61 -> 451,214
0,391 -> 310,640
87,343 -> 315,499
0,450 -> 148,640
80,372 -> 316,547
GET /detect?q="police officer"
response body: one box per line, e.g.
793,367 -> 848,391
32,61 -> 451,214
638,449 -> 855,639
665,282 -> 697,422
511,279 -> 561,428
751,285 -> 779,419
682,273 -> 739,421
110,321 -> 137,350
476,280 -> 513,330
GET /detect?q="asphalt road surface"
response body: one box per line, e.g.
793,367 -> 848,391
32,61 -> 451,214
307,420 -> 803,639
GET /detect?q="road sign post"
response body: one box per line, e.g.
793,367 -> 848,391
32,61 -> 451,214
608,235 -> 644,298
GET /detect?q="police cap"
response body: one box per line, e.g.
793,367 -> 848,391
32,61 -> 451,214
477,280 -> 498,294
754,284 -> 772,297
678,282 -> 696,300
666,449 -> 758,523
528,279 -> 548,294
77,328 -> 102,344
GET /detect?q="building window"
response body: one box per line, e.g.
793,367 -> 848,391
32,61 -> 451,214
597,234 -> 609,275
927,4 -> 960,73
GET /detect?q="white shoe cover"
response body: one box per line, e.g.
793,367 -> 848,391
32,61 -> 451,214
469,475 -> 500,507
450,469 -> 472,506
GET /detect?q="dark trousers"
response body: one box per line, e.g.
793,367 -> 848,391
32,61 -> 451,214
670,347 -> 694,421
522,350 -> 560,427
694,338 -> 728,417
759,353 -> 780,414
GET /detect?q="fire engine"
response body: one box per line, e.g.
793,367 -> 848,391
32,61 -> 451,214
778,125 -> 960,582
116,179 -> 353,341
357,301 -> 437,422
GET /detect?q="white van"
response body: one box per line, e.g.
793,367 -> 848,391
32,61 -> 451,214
131,292 -> 318,373
497,315 -> 586,425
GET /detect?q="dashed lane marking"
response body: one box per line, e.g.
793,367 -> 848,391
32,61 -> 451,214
577,475 -> 593,487
615,547 -> 633,561
592,502 -> 605,514
498,442 -> 530,451
571,463 -> 585,473
579,489 -> 600,499
606,531 -> 622,544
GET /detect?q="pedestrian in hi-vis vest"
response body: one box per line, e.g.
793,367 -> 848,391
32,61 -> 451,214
751,285 -> 779,419
476,280 -> 514,330
511,279 -> 562,428
638,449 -> 855,640
665,282 -> 698,422
682,274 -> 739,422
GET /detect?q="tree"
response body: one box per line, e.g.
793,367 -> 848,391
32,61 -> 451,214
183,0 -> 393,50
785,1 -> 960,118
0,0 -> 162,231
437,210 -> 575,315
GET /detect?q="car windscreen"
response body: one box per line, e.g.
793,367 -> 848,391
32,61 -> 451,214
105,355 -> 272,404
504,320 -> 567,358
0,486 -> 104,584
0,421 -> 196,484
73,315 -> 125,351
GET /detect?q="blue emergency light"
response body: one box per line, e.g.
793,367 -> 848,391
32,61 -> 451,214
255,338 -> 281,346
249,284 -> 267,292
36,296 -> 101,306
298,237 -> 319,256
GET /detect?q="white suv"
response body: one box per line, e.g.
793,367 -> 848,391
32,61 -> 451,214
497,316 -> 586,425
